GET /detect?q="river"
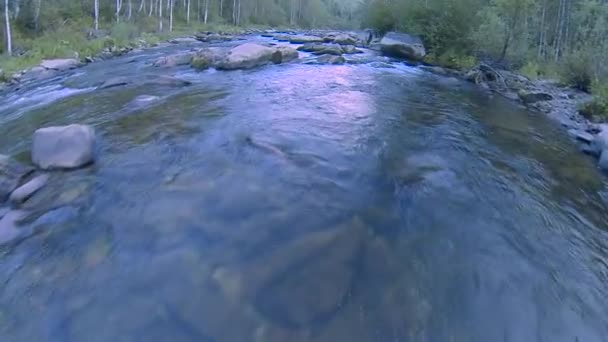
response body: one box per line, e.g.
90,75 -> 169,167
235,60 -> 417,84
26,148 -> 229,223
0,35 -> 607,341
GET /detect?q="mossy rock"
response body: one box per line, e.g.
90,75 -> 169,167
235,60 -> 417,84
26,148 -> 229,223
191,55 -> 212,71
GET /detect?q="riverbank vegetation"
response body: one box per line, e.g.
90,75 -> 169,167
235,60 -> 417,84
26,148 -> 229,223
0,0 -> 361,76
360,0 -> 608,118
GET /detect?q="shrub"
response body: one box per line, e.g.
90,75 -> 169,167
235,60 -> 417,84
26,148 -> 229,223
559,51 -> 595,92
520,61 -> 540,80
579,80 -> 608,121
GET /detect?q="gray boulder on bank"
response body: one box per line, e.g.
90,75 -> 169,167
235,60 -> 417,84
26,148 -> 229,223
217,43 -> 280,70
40,58 -> 80,71
32,124 -> 96,170
379,32 -> 426,61
152,53 -> 194,67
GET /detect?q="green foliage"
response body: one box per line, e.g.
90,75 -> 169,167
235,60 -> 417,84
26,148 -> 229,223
520,61 -> 541,79
558,51 -> 596,92
361,0 -> 395,34
579,80 -> 608,120
425,50 -> 477,70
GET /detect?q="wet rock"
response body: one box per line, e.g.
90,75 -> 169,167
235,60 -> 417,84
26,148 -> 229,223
341,45 -> 362,54
100,76 -> 130,89
273,46 -> 299,63
9,174 -> 49,205
316,54 -> 346,65
152,53 -> 194,67
191,47 -> 227,71
0,209 -> 27,244
273,34 -> 291,42
0,155 -> 34,202
380,32 -> 426,61
194,32 -> 234,42
147,75 -> 192,87
169,37 -> 199,44
288,35 -> 324,44
590,130 -> 608,157
32,124 -> 96,170
310,44 -> 343,56
218,43 -> 278,70
569,129 -> 594,144
370,62 -> 396,69
331,33 -> 357,45
518,90 -> 553,104
40,58 -> 80,71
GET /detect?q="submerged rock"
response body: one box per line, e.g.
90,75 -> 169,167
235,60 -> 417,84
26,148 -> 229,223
191,47 -> 227,70
217,43 -> 278,70
341,45 -> 362,54
379,32 -> 426,61
100,76 -> 130,89
40,58 -> 80,71
0,155 -> 34,202
32,124 -> 96,170
9,174 -> 49,205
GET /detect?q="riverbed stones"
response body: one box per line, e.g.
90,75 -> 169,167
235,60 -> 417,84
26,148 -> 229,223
130,95 -> 161,107
9,174 -> 49,205
0,155 -> 34,202
0,209 -> 27,244
169,37 -> 199,44
379,32 -> 426,61
218,43 -> 279,70
330,33 -> 358,45
32,124 -> 96,170
40,58 -> 80,71
341,45 -> 362,54
100,76 -> 130,89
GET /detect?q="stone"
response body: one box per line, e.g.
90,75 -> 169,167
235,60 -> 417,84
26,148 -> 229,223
218,43 -> 278,70
40,58 -> 80,71
287,35 -> 325,44
0,155 -> 34,202
379,32 -> 426,61
341,45 -> 362,54
32,124 -> 96,170
100,76 -> 130,89
518,90 -> 554,104
146,75 -> 192,87
311,44 -> 343,56
152,53 -> 194,67
169,37 -> 199,44
273,46 -> 299,63
9,174 -> 49,205
590,129 -> 608,157
316,54 -> 346,65
331,33 -> 357,45
569,129 -> 594,144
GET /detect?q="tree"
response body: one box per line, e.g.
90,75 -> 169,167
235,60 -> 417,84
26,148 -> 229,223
159,0 -> 163,30
169,0 -> 173,31
4,0 -> 11,56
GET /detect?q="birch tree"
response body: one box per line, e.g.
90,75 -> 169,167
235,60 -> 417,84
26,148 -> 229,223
4,0 -> 11,56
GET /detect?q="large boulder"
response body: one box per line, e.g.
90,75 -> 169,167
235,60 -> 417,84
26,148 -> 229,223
341,45 -> 362,54
40,58 -> 80,71
274,46 -> 299,63
379,32 -> 426,61
32,124 -> 96,170
331,33 -> 357,45
191,47 -> 227,70
0,155 -> 34,202
217,43 -> 279,70
152,53 -> 194,67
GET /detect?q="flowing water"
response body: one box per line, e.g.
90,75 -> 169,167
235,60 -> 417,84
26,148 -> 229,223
1,36 -> 608,341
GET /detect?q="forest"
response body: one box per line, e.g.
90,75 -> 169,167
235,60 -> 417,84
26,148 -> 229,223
2,0 -> 608,111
